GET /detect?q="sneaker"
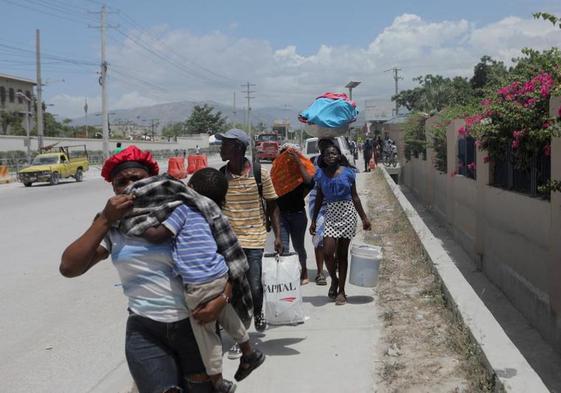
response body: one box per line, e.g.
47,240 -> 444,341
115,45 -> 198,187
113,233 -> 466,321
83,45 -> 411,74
213,378 -> 237,393
227,343 -> 242,360
255,313 -> 267,332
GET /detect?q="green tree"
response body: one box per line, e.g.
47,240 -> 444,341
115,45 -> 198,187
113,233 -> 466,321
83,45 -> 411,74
533,12 -> 561,28
162,122 -> 185,140
43,112 -> 63,136
470,55 -> 508,91
393,74 -> 477,113
0,112 -> 25,135
185,104 -> 227,135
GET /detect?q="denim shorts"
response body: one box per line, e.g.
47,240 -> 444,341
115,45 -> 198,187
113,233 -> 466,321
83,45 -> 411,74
125,312 -> 213,393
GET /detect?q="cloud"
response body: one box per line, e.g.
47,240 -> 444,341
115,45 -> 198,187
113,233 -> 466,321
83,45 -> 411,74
53,14 -> 561,119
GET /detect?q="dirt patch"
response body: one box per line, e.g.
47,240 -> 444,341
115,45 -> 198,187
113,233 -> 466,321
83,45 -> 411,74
364,170 -> 493,393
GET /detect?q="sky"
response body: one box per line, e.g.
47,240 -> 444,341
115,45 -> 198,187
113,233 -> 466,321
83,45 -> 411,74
1,0 -> 561,120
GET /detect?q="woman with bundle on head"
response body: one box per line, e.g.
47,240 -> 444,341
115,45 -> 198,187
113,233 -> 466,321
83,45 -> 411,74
310,144 -> 372,305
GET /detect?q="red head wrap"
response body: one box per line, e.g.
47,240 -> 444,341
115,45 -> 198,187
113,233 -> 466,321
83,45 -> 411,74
101,145 -> 159,182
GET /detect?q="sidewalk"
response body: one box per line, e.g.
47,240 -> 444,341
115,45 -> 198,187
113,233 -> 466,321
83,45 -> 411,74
221,172 -> 381,393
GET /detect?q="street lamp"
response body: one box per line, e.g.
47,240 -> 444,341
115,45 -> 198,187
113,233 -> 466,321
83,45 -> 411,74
345,81 -> 361,101
16,92 -> 32,163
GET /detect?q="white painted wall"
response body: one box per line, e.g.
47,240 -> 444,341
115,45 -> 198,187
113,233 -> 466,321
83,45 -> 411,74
0,134 -> 210,152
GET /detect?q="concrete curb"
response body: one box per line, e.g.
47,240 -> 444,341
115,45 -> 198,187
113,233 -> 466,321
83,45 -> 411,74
379,167 -> 549,392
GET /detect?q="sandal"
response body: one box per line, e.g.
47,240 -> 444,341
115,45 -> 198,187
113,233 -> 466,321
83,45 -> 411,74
328,279 -> 338,300
315,273 -> 327,286
301,278 -> 310,285
234,349 -> 266,382
335,293 -> 347,305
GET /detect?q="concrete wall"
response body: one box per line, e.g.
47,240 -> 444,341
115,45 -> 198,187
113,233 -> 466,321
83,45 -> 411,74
401,98 -> 561,352
0,134 -> 210,153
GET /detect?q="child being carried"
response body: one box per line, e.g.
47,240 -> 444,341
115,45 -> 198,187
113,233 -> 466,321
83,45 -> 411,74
142,168 -> 265,393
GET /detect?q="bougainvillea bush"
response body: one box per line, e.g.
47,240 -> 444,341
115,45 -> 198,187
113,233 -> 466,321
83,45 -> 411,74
465,71 -> 560,170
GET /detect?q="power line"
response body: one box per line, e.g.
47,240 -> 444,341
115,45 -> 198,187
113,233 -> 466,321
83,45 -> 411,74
114,9 -> 236,85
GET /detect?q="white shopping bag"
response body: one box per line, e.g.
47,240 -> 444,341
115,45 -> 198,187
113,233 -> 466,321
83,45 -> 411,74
262,253 -> 305,325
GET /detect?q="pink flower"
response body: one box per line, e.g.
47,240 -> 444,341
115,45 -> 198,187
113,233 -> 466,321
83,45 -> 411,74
512,130 -> 523,140
480,98 -> 492,107
512,139 -> 520,149
541,86 -> 550,97
458,126 -> 467,136
475,140 -> 481,149
467,162 -> 476,171
544,145 -> 551,157
558,105 -> 561,118
523,81 -> 535,93
543,121 -> 551,129
483,156 -> 490,164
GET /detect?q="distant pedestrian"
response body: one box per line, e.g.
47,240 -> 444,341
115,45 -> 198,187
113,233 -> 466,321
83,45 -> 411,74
196,145 -> 201,154
112,142 -> 124,155
311,145 -> 371,305
363,139 -> 373,172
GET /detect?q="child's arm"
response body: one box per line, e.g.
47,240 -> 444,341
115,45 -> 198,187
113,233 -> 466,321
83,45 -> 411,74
144,204 -> 187,243
143,225 -> 173,244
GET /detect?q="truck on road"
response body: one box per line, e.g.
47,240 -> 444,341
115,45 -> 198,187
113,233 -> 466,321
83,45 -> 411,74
18,145 -> 90,187
255,132 -> 281,161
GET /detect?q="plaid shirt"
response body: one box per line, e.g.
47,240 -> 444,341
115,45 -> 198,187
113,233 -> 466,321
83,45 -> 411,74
119,174 -> 253,326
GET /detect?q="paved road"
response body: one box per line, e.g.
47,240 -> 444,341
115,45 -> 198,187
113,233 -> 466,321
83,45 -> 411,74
0,158 -> 380,392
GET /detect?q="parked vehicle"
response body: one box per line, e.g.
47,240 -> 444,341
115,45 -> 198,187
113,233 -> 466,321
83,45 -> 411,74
18,145 -> 89,187
256,132 -> 281,161
304,137 -> 356,167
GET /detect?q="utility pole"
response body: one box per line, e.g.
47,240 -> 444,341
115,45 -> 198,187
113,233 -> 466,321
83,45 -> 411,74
100,5 -> 109,158
232,91 -> 237,117
90,5 -> 118,159
241,82 -> 255,150
150,119 -> 159,141
36,29 -> 44,151
385,67 -> 402,117
84,97 -> 88,138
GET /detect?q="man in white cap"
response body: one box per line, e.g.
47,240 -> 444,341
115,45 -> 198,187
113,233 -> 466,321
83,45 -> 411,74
217,129 -> 282,351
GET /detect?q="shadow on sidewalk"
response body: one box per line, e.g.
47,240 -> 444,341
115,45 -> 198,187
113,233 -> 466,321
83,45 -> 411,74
222,334 -> 305,357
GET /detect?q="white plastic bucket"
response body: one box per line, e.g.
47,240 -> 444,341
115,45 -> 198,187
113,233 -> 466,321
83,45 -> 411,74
349,243 -> 382,287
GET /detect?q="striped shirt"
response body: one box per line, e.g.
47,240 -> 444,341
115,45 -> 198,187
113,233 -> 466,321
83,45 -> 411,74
163,204 -> 229,285
223,161 -> 278,249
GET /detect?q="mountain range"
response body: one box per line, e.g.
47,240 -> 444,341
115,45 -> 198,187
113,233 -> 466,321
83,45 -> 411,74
70,99 -> 367,132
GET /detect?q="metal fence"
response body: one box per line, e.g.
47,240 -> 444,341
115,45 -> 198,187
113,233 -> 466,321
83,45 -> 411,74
491,143 -> 550,198
1,146 -> 218,174
457,136 -> 476,179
